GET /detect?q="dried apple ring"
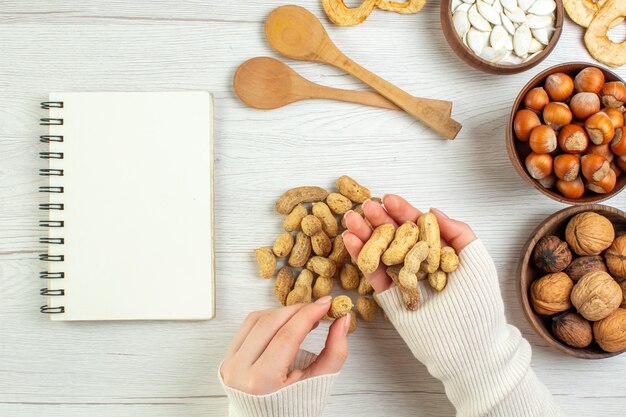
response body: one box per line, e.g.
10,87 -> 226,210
376,0 -> 427,14
563,0 -> 623,28
584,0 -> 626,68
321,0 -> 380,26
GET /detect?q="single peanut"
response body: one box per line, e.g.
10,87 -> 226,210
328,295 -> 353,318
440,246 -> 460,273
312,202 -> 338,237
382,221 -> 420,266
326,192 -> 353,215
328,234 -> 348,265
254,247 -> 276,279
284,204 -> 307,232
336,175 -> 371,203
306,256 -> 337,278
286,269 -> 313,305
301,215 -> 323,236
274,267 -> 295,305
357,224 -> 395,274
356,296 -> 378,321
311,231 -> 332,256
428,269 -> 447,292
340,263 -> 360,290
273,231 -> 294,257
288,232 -> 311,268
312,275 -> 334,299
418,212 -> 441,273
276,186 -> 328,215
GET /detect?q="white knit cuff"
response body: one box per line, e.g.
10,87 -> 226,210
220,350 -> 339,417
376,239 -> 563,417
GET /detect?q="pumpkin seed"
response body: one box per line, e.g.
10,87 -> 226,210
513,23 -> 532,57
504,7 -> 527,23
528,0 -> 555,15
517,0 -> 535,12
453,10 -> 471,38
477,1 -> 502,25
490,25 -> 508,49
467,27 -> 487,55
468,5 -> 492,31
500,0 -> 518,13
526,13 -> 553,28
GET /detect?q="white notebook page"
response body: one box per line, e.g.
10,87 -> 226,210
45,92 -> 214,321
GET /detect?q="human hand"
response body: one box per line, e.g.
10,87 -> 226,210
221,297 -> 350,395
342,194 -> 477,294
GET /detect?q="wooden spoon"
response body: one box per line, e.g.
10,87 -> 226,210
265,5 -> 462,140
234,57 -> 453,115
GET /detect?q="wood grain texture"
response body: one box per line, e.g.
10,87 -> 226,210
0,1 -> 625,416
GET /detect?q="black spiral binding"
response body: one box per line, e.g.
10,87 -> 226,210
39,101 -> 65,315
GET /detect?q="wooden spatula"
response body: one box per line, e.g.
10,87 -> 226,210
234,57 -> 453,115
265,5 -> 462,139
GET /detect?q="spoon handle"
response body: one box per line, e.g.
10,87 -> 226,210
328,53 -> 462,139
308,84 -> 452,115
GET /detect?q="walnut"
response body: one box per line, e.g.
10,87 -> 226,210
552,312 -> 593,348
565,255 -> 608,281
593,308 -> 626,353
533,235 -> 572,273
565,212 -> 615,256
530,272 -> 574,315
619,279 -> 626,309
570,271 -> 622,321
605,235 -> 626,280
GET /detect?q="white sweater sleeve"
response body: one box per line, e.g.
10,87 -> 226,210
219,349 -> 338,417
377,239 -> 563,417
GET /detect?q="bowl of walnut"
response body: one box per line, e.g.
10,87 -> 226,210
518,204 -> 626,359
506,62 -> 626,204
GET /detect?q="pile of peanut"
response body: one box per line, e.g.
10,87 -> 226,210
254,176 -> 460,332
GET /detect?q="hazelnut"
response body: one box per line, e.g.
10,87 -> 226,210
565,212 -> 615,256
514,109 -> 542,142
556,177 -> 585,199
571,271 -> 622,321
587,169 -> 617,194
530,272 -> 574,315
558,124 -> 589,154
543,102 -> 573,130
593,308 -> 626,353
523,87 -> 549,112
552,312 -> 593,348
605,235 -> 626,280
533,236 -> 572,273
545,72 -> 574,102
565,255 -> 608,281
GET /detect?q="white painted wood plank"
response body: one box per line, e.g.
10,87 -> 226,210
1,1 -> 626,416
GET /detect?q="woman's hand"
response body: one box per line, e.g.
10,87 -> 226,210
342,194 -> 477,293
221,296 -> 351,395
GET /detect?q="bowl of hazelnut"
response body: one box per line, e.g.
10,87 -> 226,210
506,62 -> 626,204
518,204 -> 626,359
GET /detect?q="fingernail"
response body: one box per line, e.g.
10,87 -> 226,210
315,295 -> 332,305
343,210 -> 354,222
341,230 -> 348,239
431,207 -> 448,218
362,199 -> 372,207
343,314 -> 351,334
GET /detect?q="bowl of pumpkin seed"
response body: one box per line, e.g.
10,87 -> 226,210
441,0 -> 564,74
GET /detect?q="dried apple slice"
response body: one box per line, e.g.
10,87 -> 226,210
584,0 -> 626,67
564,0 -> 623,28
376,0 -> 427,14
321,0 -> 380,26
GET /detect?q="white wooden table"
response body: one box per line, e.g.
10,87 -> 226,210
1,1 -> 625,416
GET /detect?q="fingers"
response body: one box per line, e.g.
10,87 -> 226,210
225,311 -> 261,358
362,200 -> 398,228
342,231 -> 364,263
236,303 -> 308,365
344,210 -> 373,242
381,194 -> 422,224
343,231 -> 393,294
287,314 -> 350,383
256,297 -> 333,370
431,208 -> 477,253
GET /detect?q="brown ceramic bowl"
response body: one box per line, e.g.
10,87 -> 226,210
518,204 -> 626,359
441,0 -> 563,74
507,63 -> 626,204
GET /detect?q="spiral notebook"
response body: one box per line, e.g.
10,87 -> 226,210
39,92 -> 215,321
